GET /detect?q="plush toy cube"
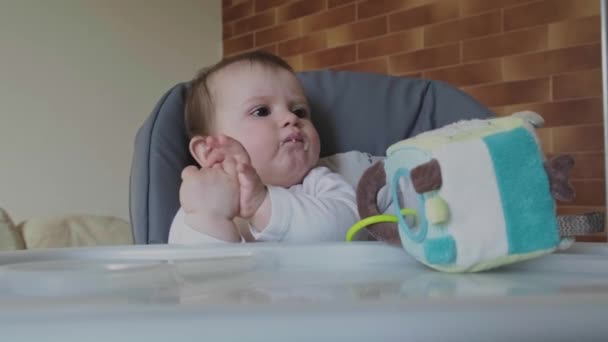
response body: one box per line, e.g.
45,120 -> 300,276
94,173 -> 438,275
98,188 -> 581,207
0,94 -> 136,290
384,115 -> 561,272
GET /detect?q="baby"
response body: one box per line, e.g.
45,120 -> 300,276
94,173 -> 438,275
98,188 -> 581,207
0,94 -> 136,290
169,51 -> 369,244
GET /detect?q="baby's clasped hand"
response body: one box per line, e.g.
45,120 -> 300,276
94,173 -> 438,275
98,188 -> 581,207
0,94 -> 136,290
184,134 -> 270,238
196,135 -> 268,220
196,134 -> 251,167
179,159 -> 241,242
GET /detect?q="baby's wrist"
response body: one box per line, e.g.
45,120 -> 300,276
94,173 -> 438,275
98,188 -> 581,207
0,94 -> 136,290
239,185 -> 268,219
253,185 -> 269,214
184,212 -> 240,242
249,188 -> 271,232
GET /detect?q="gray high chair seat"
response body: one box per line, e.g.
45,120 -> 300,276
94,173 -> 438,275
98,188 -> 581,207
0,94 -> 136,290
130,70 -> 493,244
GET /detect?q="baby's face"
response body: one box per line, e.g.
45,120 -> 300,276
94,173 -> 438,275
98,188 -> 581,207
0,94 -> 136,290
209,62 -> 320,187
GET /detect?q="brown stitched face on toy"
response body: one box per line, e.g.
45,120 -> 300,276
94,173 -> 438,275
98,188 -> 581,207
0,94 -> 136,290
356,159 -> 443,245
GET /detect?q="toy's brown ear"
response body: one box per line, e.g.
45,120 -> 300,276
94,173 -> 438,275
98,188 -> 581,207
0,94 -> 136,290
356,161 -> 401,245
544,155 -> 575,202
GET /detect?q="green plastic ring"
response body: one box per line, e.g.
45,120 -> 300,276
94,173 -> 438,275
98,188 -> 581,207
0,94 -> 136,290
345,208 -> 417,242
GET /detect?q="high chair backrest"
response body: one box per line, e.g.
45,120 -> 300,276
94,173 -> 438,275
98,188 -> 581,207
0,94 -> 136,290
129,70 -> 493,244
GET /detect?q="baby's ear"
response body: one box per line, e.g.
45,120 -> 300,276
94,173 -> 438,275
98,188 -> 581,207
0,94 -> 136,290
189,135 -> 207,167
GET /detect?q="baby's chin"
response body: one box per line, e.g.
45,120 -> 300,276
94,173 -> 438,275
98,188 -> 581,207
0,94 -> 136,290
263,170 -> 307,187
262,163 -> 315,187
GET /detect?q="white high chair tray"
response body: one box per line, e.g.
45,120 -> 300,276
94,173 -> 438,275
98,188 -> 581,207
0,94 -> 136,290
0,242 -> 606,341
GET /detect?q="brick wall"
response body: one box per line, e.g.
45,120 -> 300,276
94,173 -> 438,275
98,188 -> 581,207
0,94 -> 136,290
222,0 -> 605,239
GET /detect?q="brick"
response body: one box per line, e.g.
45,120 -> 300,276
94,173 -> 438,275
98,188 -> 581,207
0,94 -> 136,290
557,205 -> 605,215
504,0 -> 599,31
548,16 -> 601,49
568,180 -> 606,206
278,32 -> 327,57
463,78 -> 551,107
553,124 -> 604,153
223,23 -> 234,39
424,10 -> 502,47
497,98 -> 603,127
490,106 -> 508,116
334,57 -> 389,74
302,44 -> 357,70
358,28 -> 423,60
536,128 -> 552,154
400,72 -> 423,78
423,59 -> 502,87
254,0 -> 288,12
463,26 -> 547,62
575,233 -> 608,243
329,0 -> 355,8
255,20 -> 301,46
224,34 -> 254,56
358,0 -> 434,19
302,4 -> 356,33
536,128 -> 553,154
233,10 -> 276,35
460,0 -> 534,15
389,1 -> 459,32
553,69 -> 602,100
327,17 -> 387,48
256,44 -> 278,55
223,0 -> 253,22
284,55 -> 303,70
503,43 -> 601,81
277,0 -> 325,23
572,153 -> 606,179
389,43 -> 460,73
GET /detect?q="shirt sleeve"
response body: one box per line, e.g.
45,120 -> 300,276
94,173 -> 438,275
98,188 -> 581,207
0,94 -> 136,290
250,167 -> 359,242
168,207 -> 234,245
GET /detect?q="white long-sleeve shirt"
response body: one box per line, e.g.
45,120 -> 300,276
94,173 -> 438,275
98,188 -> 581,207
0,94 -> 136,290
169,151 -> 388,244
168,151 -> 389,245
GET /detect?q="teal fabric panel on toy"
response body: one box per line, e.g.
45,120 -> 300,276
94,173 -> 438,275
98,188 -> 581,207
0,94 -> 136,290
423,236 -> 457,265
483,127 -> 559,254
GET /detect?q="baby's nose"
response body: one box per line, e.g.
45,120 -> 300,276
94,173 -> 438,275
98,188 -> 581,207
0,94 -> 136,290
279,109 -> 299,127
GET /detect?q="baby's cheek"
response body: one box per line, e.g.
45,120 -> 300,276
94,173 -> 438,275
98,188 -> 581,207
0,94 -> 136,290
243,138 -> 271,168
307,127 -> 321,156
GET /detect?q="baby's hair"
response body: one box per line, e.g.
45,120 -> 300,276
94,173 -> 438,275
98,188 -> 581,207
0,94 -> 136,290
185,50 -> 295,138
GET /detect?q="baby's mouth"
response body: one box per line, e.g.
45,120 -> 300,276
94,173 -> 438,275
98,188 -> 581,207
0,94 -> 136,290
280,132 -> 309,151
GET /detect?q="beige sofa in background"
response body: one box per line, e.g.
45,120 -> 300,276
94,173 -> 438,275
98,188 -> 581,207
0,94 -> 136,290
0,207 -> 132,251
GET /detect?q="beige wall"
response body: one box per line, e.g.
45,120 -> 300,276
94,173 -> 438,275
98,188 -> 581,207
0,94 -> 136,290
0,0 -> 221,222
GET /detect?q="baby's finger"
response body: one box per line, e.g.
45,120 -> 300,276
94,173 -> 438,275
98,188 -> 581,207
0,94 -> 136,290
207,135 -> 220,150
233,151 -> 250,165
201,143 -> 211,158
237,162 -> 258,184
205,149 -> 226,167
181,165 -> 200,180
223,156 -> 238,178
216,134 -> 228,146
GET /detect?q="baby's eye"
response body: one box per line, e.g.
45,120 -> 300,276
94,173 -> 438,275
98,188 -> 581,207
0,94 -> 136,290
292,107 -> 308,118
252,106 -> 270,117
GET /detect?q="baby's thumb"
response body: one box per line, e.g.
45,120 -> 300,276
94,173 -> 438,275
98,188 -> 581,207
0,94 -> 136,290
237,163 -> 257,186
